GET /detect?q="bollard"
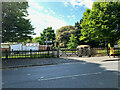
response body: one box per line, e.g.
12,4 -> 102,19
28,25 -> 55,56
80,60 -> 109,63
5,50 -> 8,59
47,46 -> 50,56
30,49 -> 32,58
57,48 -> 59,58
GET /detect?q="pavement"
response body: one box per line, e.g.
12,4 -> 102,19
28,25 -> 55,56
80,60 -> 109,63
64,56 -> 120,63
1,56 -> 119,69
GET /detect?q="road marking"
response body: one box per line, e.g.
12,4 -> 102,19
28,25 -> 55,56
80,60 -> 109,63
38,72 -> 102,81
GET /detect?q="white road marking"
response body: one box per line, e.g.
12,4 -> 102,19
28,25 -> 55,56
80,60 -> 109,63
38,72 -> 102,81
27,74 -> 31,76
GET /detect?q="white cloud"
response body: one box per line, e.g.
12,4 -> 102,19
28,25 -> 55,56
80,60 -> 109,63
50,10 -> 53,12
64,0 -> 94,9
53,12 -> 56,14
64,1 -> 69,6
29,2 -> 43,10
67,16 -> 70,18
27,8 -> 67,38
72,15 -> 75,17
45,10 -> 48,12
49,9 -> 56,15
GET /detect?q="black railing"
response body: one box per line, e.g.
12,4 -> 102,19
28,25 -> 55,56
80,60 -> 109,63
2,49 -> 58,60
2,48 -> 120,59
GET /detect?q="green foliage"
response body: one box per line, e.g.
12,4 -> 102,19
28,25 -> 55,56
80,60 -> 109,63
2,2 -> 35,42
56,25 -> 76,47
80,2 -> 120,47
67,34 -> 78,49
117,39 -> 120,47
74,19 -> 83,45
32,37 -> 43,45
40,27 -> 55,45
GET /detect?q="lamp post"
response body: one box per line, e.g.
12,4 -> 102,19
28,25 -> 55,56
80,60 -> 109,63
46,29 -> 47,48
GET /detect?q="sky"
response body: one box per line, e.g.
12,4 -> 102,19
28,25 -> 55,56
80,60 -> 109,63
27,0 -> 96,38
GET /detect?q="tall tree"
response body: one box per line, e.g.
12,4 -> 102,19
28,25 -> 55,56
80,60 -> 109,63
40,27 -> 55,45
67,34 -> 78,49
80,2 -> 120,48
32,37 -> 43,45
2,2 -> 35,42
56,25 -> 76,47
75,19 -> 82,45
75,19 -> 100,47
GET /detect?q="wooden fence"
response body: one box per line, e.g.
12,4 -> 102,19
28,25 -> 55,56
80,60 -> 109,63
93,48 -> 120,56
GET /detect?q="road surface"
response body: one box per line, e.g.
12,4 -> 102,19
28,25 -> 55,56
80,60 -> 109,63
2,60 -> 119,88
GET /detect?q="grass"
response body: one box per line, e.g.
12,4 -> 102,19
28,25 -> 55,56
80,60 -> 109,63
97,50 -> 108,53
60,51 -> 77,53
97,49 -> 119,54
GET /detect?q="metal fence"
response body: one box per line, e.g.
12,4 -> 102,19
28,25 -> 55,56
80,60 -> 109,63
2,48 -> 120,59
2,49 -> 59,60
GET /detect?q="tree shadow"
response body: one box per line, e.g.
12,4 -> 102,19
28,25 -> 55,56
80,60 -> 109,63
2,57 -> 120,88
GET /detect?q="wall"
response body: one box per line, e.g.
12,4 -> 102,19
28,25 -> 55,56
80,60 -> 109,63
10,44 -> 22,51
23,46 -> 39,51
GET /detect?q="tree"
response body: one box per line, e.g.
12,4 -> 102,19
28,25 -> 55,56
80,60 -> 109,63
32,37 -> 43,45
117,39 -> 120,47
2,2 -> 35,42
75,19 -> 100,47
80,2 -> 120,48
40,27 -> 55,45
67,34 -> 78,49
75,19 -> 83,45
56,25 -> 76,47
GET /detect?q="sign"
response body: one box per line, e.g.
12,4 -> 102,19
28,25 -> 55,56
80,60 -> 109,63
44,41 -> 52,43
1,46 -> 9,48
114,45 -> 118,48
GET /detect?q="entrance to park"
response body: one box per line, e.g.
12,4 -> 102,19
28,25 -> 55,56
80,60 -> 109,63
2,48 -> 92,59
2,46 -> 120,60
58,48 -> 92,57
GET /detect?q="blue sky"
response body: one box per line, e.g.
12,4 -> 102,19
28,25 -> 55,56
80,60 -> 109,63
27,0 -> 96,38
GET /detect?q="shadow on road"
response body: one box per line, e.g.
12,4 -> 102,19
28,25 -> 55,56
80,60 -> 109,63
2,57 -> 120,88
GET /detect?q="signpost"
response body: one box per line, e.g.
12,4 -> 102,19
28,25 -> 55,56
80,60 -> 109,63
44,41 -> 52,44
114,45 -> 119,48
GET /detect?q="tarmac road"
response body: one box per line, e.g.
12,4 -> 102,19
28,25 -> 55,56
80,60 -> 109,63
2,60 -> 119,88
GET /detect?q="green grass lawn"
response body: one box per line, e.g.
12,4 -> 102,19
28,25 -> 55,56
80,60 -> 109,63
97,49 -> 119,54
60,51 -> 77,53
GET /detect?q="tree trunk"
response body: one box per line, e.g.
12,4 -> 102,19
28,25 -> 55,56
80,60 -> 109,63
106,42 -> 109,56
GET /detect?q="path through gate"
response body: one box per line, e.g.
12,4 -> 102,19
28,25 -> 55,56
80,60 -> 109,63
59,48 -> 92,57
59,49 -> 78,57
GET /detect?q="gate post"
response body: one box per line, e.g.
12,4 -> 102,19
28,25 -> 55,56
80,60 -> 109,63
78,48 -> 82,57
30,49 -> 32,58
47,46 -> 50,56
5,50 -> 8,59
57,48 -> 59,58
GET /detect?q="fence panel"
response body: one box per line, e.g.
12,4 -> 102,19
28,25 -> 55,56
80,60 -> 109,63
2,49 -> 57,60
59,48 -> 78,57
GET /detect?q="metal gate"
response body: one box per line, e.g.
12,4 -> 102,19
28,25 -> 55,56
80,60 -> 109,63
59,49 -> 78,57
59,48 -> 92,57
